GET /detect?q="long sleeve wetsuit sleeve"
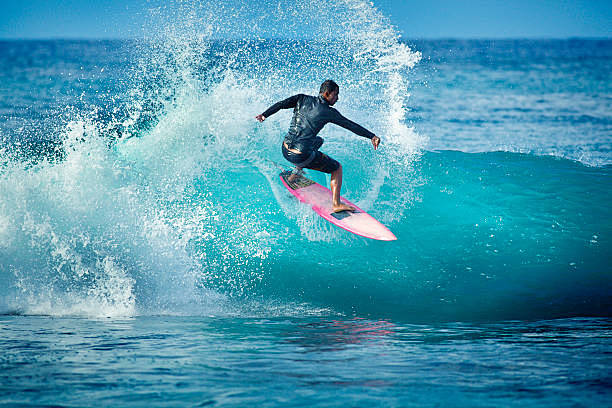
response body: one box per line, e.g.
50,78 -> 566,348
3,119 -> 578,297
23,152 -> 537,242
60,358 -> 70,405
261,94 -> 302,118
330,110 -> 375,139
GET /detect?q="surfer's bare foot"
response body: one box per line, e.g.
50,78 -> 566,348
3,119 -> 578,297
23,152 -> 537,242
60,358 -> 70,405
288,167 -> 302,182
332,203 -> 355,213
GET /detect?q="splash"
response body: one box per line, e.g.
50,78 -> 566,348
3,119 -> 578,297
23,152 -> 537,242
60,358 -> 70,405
0,0 -> 422,317
0,119 -> 220,317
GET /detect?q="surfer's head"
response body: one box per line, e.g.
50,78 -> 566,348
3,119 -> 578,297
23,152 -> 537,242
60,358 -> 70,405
320,80 -> 339,106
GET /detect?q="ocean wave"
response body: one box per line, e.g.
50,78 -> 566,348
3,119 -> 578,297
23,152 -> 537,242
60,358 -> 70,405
0,1 -> 609,321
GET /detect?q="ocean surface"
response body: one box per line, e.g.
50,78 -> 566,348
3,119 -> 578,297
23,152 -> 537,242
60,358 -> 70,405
1,1 -> 611,406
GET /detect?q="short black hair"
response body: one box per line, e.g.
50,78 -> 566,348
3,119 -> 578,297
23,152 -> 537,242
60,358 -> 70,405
319,80 -> 339,95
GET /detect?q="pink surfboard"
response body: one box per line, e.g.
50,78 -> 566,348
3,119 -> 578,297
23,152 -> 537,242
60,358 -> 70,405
279,170 -> 397,241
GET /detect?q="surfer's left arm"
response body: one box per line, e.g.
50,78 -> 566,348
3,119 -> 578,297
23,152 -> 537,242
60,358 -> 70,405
255,94 -> 302,122
330,110 -> 380,150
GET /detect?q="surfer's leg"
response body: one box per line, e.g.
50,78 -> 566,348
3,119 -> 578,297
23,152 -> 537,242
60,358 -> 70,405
282,143 -> 307,181
305,152 -> 354,212
288,166 -> 303,182
330,165 -> 355,213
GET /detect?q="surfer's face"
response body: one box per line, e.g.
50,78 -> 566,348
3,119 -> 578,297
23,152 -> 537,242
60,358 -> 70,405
324,90 -> 339,106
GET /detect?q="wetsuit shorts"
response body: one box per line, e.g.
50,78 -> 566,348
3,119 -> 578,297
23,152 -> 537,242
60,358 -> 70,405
281,144 -> 340,174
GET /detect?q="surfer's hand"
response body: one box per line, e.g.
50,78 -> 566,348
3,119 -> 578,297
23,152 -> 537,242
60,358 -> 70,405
371,136 -> 380,150
255,114 -> 266,122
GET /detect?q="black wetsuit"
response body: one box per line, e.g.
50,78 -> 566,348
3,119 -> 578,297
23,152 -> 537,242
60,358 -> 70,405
261,94 -> 375,173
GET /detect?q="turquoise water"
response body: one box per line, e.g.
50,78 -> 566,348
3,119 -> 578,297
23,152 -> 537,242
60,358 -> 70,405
1,0 -> 611,406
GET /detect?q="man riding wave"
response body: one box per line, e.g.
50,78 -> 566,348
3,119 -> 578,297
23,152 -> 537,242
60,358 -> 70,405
256,80 -> 381,213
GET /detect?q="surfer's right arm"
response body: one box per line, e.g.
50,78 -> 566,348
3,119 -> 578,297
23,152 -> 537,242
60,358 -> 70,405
256,94 -> 302,122
329,110 -> 381,150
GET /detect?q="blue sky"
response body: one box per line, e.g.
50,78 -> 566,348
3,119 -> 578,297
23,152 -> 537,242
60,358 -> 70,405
0,0 -> 610,39
378,0 -> 612,38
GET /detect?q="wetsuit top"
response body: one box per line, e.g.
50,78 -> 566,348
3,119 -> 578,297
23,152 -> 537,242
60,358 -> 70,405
261,94 -> 375,154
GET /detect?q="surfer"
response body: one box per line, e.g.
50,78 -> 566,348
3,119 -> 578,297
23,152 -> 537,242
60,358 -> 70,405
255,80 -> 380,213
